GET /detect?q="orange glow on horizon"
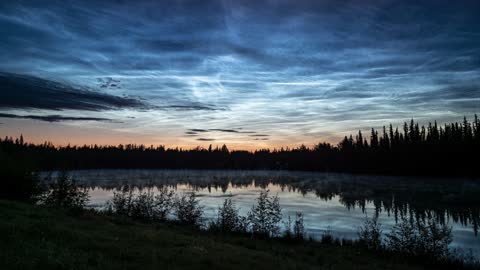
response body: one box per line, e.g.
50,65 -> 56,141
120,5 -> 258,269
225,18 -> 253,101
0,130 -> 339,152
0,119 -> 342,151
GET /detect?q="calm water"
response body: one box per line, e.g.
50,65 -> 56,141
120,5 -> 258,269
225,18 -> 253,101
64,169 -> 480,256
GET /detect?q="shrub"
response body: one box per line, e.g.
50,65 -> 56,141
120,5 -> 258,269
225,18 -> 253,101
130,189 -> 156,220
110,185 -> 174,221
248,191 -> 282,237
321,228 -> 334,244
152,186 -> 175,221
111,185 -> 134,216
417,218 -> 452,259
212,198 -> 243,232
236,215 -> 250,233
174,192 -> 204,226
386,216 -> 452,259
358,215 -> 382,250
284,212 -> 306,240
42,171 -> 89,209
385,216 -> 416,254
293,212 -> 306,239
283,215 -> 293,239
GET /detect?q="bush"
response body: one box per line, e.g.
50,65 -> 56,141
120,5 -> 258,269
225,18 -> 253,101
321,228 -> 334,244
283,215 -> 293,239
130,189 -> 156,220
293,212 -> 306,239
110,186 -> 174,221
236,215 -> 250,233
386,216 -> 452,259
248,191 -> 282,237
174,192 -> 204,226
152,186 -> 175,221
42,171 -> 89,209
385,216 -> 416,254
358,215 -> 382,250
284,212 -> 306,240
210,198 -> 244,233
417,218 -> 452,259
111,185 -> 134,216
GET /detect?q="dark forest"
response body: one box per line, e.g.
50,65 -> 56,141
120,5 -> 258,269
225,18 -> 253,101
2,116 -> 478,177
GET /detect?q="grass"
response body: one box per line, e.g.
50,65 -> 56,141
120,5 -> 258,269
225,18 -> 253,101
0,200 -> 447,270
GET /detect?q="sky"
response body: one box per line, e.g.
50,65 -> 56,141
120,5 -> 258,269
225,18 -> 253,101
0,0 -> 479,149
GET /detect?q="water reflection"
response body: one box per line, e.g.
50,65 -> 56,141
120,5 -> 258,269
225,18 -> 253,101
63,169 -> 480,255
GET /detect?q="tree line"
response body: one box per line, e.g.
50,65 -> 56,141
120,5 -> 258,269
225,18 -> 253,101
1,115 -> 479,176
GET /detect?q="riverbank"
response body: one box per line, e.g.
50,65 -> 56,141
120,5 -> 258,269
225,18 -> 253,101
0,200 -> 464,270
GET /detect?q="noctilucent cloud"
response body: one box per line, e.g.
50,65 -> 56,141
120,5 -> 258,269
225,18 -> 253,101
0,0 -> 479,149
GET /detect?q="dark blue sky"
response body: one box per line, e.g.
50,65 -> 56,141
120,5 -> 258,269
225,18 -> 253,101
0,0 -> 479,148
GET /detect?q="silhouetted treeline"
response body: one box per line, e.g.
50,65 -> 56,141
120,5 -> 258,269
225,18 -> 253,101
1,116 -> 479,176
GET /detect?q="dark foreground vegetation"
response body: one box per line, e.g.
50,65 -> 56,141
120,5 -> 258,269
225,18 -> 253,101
1,116 -> 479,176
2,200 -> 477,270
0,164 -> 478,269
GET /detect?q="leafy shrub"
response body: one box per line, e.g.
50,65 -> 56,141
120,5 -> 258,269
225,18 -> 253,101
358,215 -> 382,250
174,192 -> 204,226
283,215 -> 293,238
210,198 -> 244,232
284,212 -> 306,240
385,216 -> 416,254
248,191 -> 282,237
321,228 -> 334,244
42,171 -> 89,209
111,185 -> 134,216
110,186 -> 174,221
236,215 -> 250,233
293,212 -> 306,239
417,218 -> 452,259
152,186 -> 175,221
130,189 -> 156,220
386,216 -> 452,259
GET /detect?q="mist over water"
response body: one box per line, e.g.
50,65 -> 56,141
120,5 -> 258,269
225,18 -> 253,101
57,169 -> 480,257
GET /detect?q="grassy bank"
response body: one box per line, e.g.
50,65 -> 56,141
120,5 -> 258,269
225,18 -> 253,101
0,200 -> 455,270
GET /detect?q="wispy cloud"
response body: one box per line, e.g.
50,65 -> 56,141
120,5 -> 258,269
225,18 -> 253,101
186,128 -> 258,136
249,134 -> 269,137
197,138 -> 215,141
0,113 -> 111,122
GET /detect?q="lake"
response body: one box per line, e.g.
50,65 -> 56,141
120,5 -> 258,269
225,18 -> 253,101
63,169 -> 480,257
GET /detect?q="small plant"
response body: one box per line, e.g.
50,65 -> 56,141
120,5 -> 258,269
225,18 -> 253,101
293,212 -> 306,240
385,216 -> 416,254
130,189 -> 156,220
152,186 -> 175,221
110,185 -> 174,221
235,215 -> 250,233
358,215 -> 382,250
321,227 -> 334,244
111,185 -> 134,216
248,190 -> 282,237
42,171 -> 89,209
214,198 -> 242,232
174,192 -> 204,226
417,218 -> 452,259
283,215 -> 293,239
386,216 -> 452,259
284,212 -> 306,240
